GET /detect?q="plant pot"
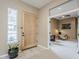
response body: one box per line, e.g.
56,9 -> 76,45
8,47 -> 19,59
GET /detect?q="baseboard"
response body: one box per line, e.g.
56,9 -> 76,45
22,45 -> 37,51
0,54 -> 8,58
38,45 -> 49,50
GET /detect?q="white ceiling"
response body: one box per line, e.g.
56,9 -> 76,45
54,11 -> 79,20
21,0 -> 53,9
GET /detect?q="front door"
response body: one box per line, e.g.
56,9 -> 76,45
21,11 -> 37,50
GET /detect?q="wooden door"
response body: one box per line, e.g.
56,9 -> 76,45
21,11 -> 37,50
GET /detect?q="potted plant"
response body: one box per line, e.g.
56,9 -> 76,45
8,41 -> 19,59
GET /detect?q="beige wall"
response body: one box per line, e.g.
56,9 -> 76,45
0,0 -> 38,56
51,17 -> 77,40
50,19 -> 59,37
59,17 -> 77,40
38,0 -> 68,48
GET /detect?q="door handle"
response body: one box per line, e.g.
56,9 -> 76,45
22,34 -> 24,36
22,32 -> 24,36
22,32 -> 24,34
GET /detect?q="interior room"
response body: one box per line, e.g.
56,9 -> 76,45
0,0 -> 79,59
49,11 -> 78,48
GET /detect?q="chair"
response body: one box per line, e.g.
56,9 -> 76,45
50,35 -> 55,41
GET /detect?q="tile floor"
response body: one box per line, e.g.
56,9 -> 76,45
49,40 -> 79,59
1,41 -> 79,59
50,45 -> 79,59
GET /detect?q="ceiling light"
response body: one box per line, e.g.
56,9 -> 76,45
62,16 -> 65,18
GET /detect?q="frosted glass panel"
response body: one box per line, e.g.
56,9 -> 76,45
8,8 -> 18,44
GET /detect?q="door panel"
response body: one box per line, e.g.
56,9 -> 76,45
21,11 -> 37,50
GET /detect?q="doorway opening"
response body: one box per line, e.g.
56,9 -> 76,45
48,9 -> 79,52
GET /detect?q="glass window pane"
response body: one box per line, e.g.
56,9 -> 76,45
8,8 -> 18,44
